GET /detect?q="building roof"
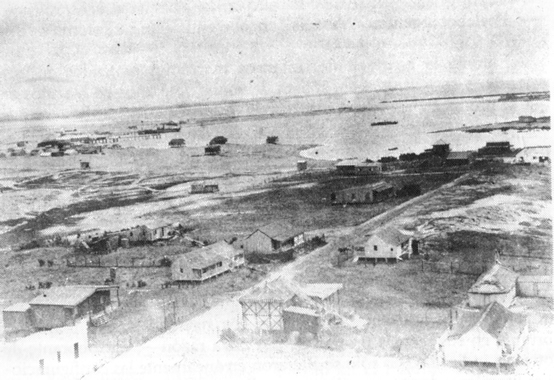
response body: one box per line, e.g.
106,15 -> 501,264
433,139 -> 449,146
370,226 -> 410,246
339,181 -> 394,194
517,275 -> 551,283
447,151 -> 473,160
469,264 -> 518,295
447,302 -> 527,345
29,285 -> 112,307
302,283 -> 343,300
356,161 -> 382,167
239,277 -> 313,304
249,222 -> 304,242
283,306 -> 320,317
3,303 -> 31,313
174,249 -> 225,270
335,159 -> 361,167
196,241 -> 241,261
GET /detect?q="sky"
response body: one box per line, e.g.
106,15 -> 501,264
0,0 -> 550,117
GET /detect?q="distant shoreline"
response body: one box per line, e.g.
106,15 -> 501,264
430,116 -> 550,134
382,90 -> 549,104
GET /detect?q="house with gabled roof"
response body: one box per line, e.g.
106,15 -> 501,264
439,302 -> 528,364
468,264 -> 518,308
243,222 -> 305,255
28,285 -> 117,330
330,181 -> 395,205
171,241 -> 244,283
361,226 -> 414,262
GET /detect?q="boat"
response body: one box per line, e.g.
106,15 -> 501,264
388,147 -> 398,151
138,122 -> 181,135
371,121 -> 398,126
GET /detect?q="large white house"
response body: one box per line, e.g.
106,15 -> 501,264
439,302 -> 528,365
468,264 -> 518,308
361,227 -> 413,262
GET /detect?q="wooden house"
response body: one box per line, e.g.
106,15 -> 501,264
2,303 -> 34,337
239,278 -> 318,331
439,302 -> 528,365
79,161 -> 90,170
330,181 -> 395,205
468,264 -> 518,308
446,151 -> 474,166
144,223 -> 178,241
29,285 -> 116,330
335,159 -> 382,175
361,227 -> 413,262
171,242 -> 244,283
243,222 -> 305,255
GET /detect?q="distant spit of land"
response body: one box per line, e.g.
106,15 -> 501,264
430,116 -> 550,134
382,90 -> 549,104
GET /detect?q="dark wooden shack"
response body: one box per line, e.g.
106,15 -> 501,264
205,145 -> 221,155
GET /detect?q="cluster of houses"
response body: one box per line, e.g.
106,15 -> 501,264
71,222 -> 182,253
437,263 -> 552,367
334,140 -> 550,174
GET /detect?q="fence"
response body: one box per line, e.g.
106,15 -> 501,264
418,260 -> 490,276
66,255 -> 166,268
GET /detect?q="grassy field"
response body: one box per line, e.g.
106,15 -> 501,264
185,171 -> 462,243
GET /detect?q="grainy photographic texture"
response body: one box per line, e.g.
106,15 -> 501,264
0,1 -> 551,379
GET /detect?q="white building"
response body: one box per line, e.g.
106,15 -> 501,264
0,320 -> 92,379
514,146 -> 550,164
468,264 -> 518,308
361,227 -> 413,262
439,302 -> 528,365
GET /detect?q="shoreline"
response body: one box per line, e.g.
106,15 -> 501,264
430,116 -> 550,134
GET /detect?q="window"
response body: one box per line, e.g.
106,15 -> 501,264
351,193 -> 356,201
180,268 -> 183,273
390,248 -> 394,251
130,232 -> 133,237
39,359 -> 45,375
57,351 -> 61,363
74,343 -> 79,359
373,245 -> 378,251
330,193 -> 336,202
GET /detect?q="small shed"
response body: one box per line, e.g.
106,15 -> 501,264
468,264 -> 518,308
330,181 -> 395,205
361,227 -> 412,262
29,285 -> 117,330
243,222 -> 305,255
239,278 -> 317,331
439,302 -> 528,365
2,303 -> 33,335
205,145 -> 221,155
144,223 -> 178,241
283,306 -> 321,338
335,159 -> 359,175
296,160 -> 308,171
431,139 -> 450,157
171,242 -> 243,283
190,184 -> 219,194
446,151 -> 474,166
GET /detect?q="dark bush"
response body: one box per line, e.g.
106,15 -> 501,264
209,136 -> 228,145
379,156 -> 397,163
266,136 -> 279,144
398,183 -> 421,197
